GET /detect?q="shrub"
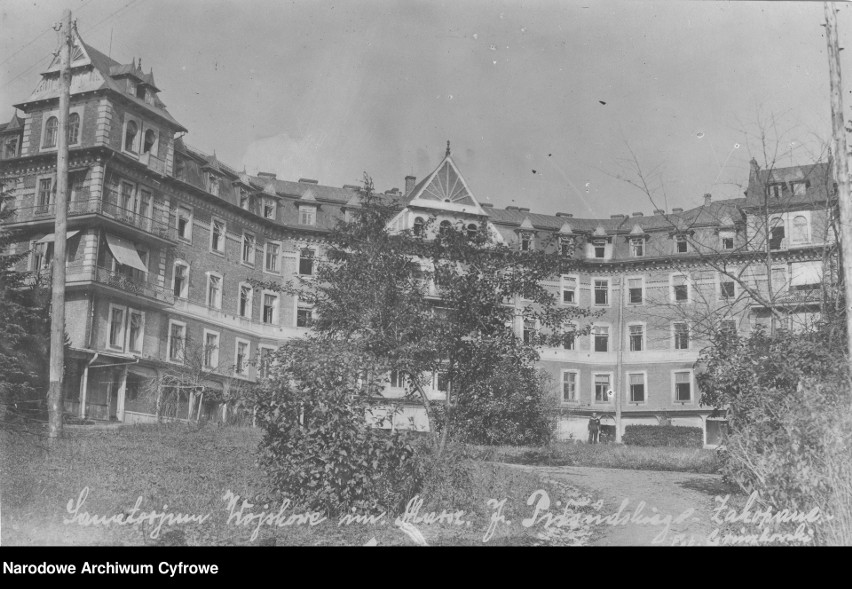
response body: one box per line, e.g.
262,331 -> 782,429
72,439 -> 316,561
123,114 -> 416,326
622,425 -> 703,448
254,339 -> 418,516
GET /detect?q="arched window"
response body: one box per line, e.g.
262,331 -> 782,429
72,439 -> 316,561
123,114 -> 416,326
67,113 -> 80,145
467,223 -> 478,239
791,216 -> 809,244
124,120 -> 138,152
439,220 -> 452,235
413,217 -> 425,237
143,129 -> 156,154
43,116 -> 58,148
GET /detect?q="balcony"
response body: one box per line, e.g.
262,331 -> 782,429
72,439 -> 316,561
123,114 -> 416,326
5,198 -> 175,242
139,152 -> 166,175
92,266 -> 174,305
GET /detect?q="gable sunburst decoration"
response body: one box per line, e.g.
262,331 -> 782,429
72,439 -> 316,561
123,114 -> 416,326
421,160 -> 476,205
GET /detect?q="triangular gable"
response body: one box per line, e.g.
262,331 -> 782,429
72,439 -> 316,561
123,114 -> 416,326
44,27 -> 96,73
518,217 -> 535,231
406,154 -> 488,216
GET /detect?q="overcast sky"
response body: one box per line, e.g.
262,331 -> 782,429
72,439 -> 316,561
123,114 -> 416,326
2,0 -> 852,217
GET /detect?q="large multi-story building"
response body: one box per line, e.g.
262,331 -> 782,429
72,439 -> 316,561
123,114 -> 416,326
0,29 -> 835,445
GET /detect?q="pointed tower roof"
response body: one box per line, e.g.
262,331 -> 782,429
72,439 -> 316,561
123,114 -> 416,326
202,152 -> 221,172
403,146 -> 488,216
17,26 -> 185,131
1,113 -> 23,132
262,182 -> 277,196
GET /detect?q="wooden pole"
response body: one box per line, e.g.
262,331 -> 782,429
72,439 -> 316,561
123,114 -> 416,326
47,10 -> 72,440
824,3 -> 852,376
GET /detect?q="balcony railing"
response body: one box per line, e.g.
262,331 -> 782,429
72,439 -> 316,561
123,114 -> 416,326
139,152 -> 166,175
6,198 -> 175,241
93,266 -> 175,305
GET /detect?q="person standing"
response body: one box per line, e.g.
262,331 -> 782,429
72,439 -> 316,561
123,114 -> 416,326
588,412 -> 600,444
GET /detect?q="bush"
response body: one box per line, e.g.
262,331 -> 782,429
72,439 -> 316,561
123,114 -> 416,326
622,425 -> 703,448
255,339 -> 419,516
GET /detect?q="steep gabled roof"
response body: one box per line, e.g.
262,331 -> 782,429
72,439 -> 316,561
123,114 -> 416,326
403,151 -> 489,216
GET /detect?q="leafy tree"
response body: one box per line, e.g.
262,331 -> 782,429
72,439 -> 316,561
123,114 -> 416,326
258,174 -> 593,450
0,178 -> 53,433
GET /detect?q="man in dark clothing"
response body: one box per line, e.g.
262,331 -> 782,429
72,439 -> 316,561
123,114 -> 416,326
588,412 -> 600,444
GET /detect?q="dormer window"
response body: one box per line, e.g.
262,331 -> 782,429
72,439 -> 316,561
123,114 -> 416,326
792,181 -> 809,197
520,233 -> 533,251
630,237 -> 644,257
675,235 -> 688,253
263,197 -> 276,219
208,174 -> 219,196
593,240 -> 606,258
299,206 -> 316,226
136,84 -> 146,100
239,189 -> 251,211
559,237 -> 574,256
4,137 -> 18,158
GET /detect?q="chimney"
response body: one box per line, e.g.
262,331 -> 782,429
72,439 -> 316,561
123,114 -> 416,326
506,206 -> 520,211
298,178 -> 319,184
257,172 -> 277,179
342,184 -> 361,190
518,207 -> 530,212
610,214 -> 625,220
632,212 -> 644,217
672,207 -> 683,213
481,203 -> 494,208
704,193 -> 712,206
405,175 -> 416,195
555,212 -> 573,218
654,209 -> 665,215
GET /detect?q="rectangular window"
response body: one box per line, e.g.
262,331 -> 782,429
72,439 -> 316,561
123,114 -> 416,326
265,242 -> 280,272
720,232 -> 735,250
593,240 -> 606,258
242,233 -> 255,265
769,220 -> 785,251
262,293 -> 278,324
672,274 -> 689,302
235,339 -> 250,376
239,190 -> 251,211
521,234 -> 532,251
630,238 -> 644,257
675,371 -> 692,402
770,184 -> 784,199
628,278 -> 643,304
792,182 -> 807,197
239,284 -> 252,318
207,274 -> 222,309
629,373 -> 645,403
211,219 -> 225,253
173,263 -> 188,298
561,275 -> 577,304
203,330 -> 219,369
37,177 -> 54,211
720,278 -> 735,299
594,325 -> 609,352
562,328 -> 575,350
721,319 -> 737,334
108,306 -> 126,350
168,321 -> 186,363
127,309 -> 144,353
594,374 -> 611,403
258,347 -> 274,378
299,206 -> 316,226
674,323 -> 689,350
523,319 -> 536,344
299,248 -> 315,275
436,372 -> 450,394
177,206 -> 192,241
594,279 -> 609,306
676,235 -> 688,253
629,325 -> 644,352
390,371 -> 404,388
296,306 -> 313,328
562,371 -> 577,403
120,181 -> 135,212
208,174 -> 219,196
560,238 -> 574,257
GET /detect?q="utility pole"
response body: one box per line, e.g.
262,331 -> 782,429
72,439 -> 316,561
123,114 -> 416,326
824,2 -> 852,377
48,9 -> 72,441
614,275 -> 623,443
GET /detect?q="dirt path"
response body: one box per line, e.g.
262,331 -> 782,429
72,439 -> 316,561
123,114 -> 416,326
502,464 -> 727,546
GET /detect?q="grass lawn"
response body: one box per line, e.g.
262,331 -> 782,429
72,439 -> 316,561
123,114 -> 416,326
474,441 -> 719,474
0,423 -> 604,546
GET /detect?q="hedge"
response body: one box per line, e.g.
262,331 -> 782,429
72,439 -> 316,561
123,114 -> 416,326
622,425 -> 704,448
